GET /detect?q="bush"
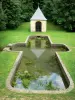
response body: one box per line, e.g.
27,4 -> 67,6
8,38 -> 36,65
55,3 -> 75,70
2,0 -> 21,29
43,0 -> 75,32
7,20 -> 20,29
0,21 -> 7,31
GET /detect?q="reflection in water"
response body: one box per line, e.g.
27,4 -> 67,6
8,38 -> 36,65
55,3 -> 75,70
14,78 -> 24,89
31,49 -> 45,58
12,36 -> 69,90
14,73 -> 65,90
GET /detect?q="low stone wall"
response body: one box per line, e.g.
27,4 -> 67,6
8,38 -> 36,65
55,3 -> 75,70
6,51 -> 23,91
7,43 -> 26,50
6,35 -> 74,94
51,44 -> 69,51
55,52 -> 74,92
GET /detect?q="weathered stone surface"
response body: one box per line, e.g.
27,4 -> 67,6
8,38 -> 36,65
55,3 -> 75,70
30,21 -> 47,32
3,47 -> 11,51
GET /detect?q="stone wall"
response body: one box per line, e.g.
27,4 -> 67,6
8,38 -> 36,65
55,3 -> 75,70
30,20 -> 47,32
6,35 -> 74,94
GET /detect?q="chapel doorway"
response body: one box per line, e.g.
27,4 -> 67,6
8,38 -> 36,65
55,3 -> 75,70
36,22 -> 41,32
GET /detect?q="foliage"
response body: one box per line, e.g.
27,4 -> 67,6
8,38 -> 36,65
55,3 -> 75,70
17,72 -> 24,79
33,0 -> 44,10
17,70 -> 31,79
43,0 -> 75,31
22,78 -> 30,88
15,71 -> 31,88
24,70 -> 31,79
0,0 -> 33,30
0,0 -> 75,31
59,0 -> 75,31
0,2 -> 7,30
46,81 -> 55,90
2,0 -> 21,29
20,0 -> 34,21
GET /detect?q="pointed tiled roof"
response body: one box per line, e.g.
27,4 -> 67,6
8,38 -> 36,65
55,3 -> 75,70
31,7 -> 47,21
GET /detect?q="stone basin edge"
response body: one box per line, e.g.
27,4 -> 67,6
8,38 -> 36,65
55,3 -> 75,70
6,35 -> 74,94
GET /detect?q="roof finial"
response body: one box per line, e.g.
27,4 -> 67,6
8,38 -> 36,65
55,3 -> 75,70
38,3 -> 39,8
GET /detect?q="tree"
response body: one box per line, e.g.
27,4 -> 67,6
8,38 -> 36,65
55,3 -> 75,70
33,0 -> 44,10
20,0 -> 34,21
43,0 -> 75,31
0,1 -> 7,30
2,0 -> 21,29
0,0 -> 75,31
60,0 -> 75,31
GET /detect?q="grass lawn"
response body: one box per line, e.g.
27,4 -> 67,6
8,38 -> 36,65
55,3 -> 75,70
0,22 -> 75,100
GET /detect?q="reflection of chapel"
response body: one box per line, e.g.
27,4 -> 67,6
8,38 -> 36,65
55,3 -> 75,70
30,6 -> 47,32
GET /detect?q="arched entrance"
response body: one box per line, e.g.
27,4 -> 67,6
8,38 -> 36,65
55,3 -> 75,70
36,21 -> 41,32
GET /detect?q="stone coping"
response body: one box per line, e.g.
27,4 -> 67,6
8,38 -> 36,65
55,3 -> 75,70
6,35 -> 74,94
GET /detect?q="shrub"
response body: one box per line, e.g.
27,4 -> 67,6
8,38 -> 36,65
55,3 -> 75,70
2,0 -> 21,29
